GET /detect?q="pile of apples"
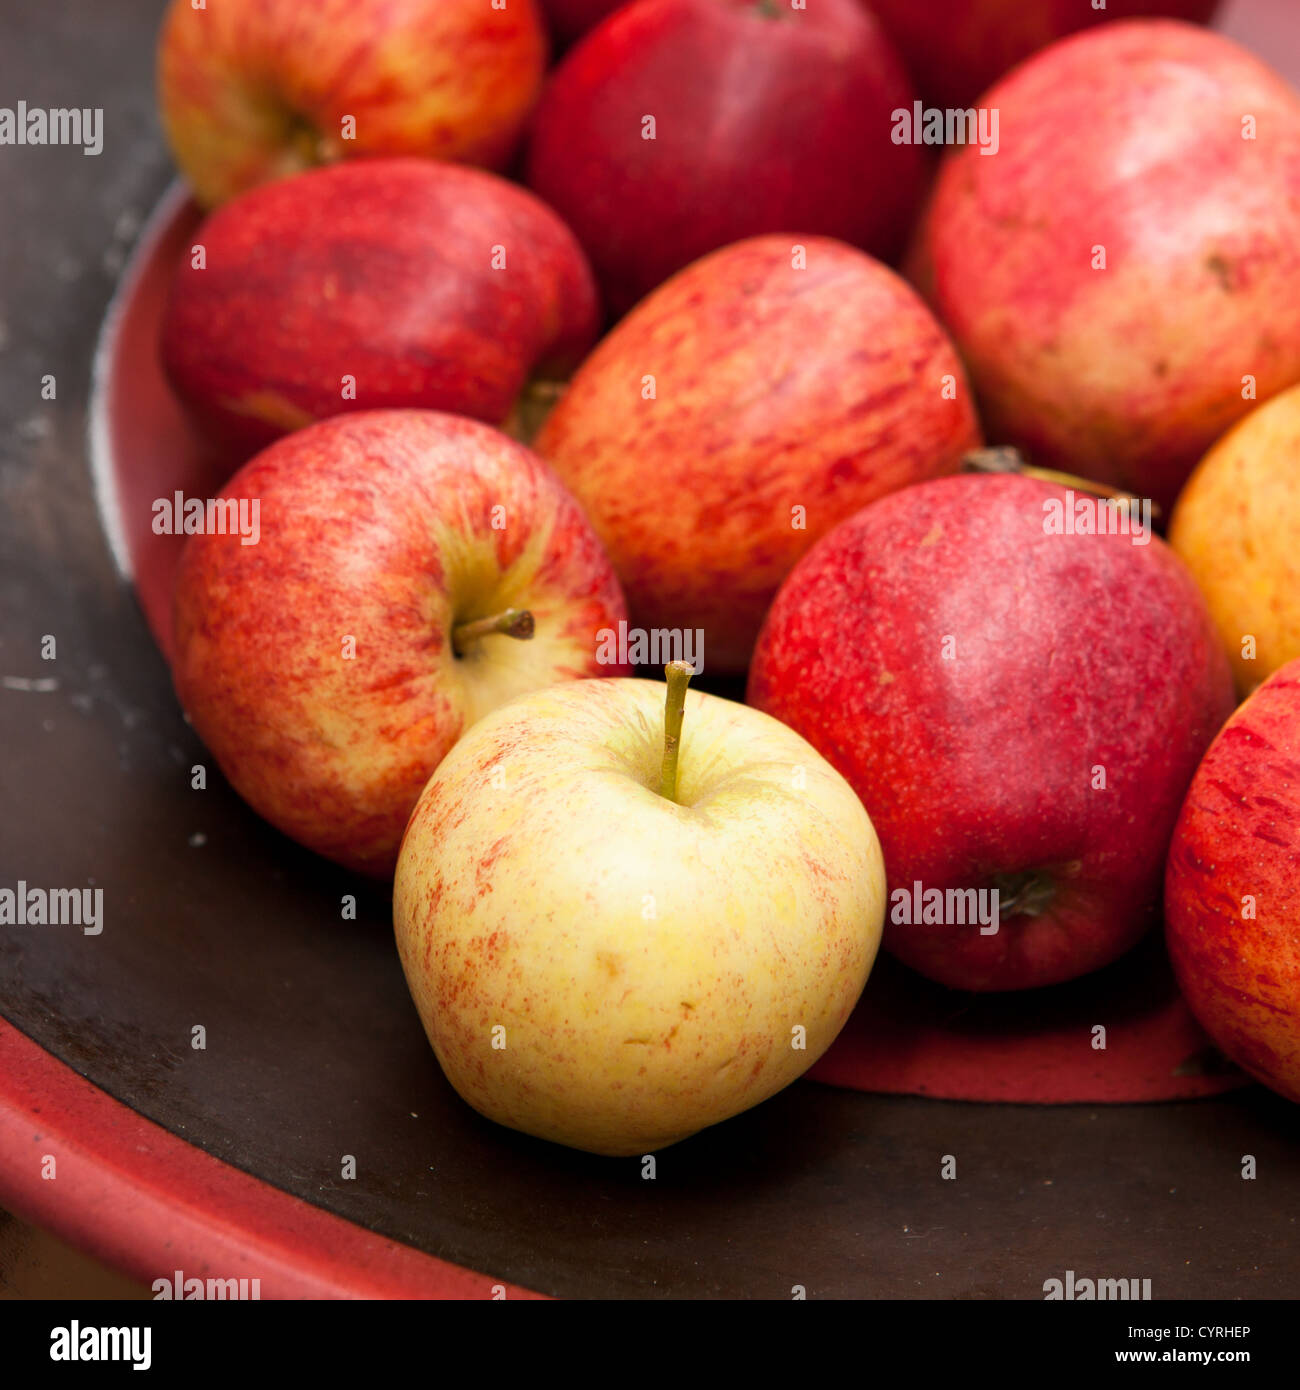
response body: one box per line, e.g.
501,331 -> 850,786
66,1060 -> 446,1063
154,0 -> 1300,1156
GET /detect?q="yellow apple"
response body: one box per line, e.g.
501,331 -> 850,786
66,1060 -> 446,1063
1170,383 -> 1300,694
392,666 -> 886,1157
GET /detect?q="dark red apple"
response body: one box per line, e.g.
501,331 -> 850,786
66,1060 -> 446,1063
161,158 -> 599,460
909,20 -> 1300,514
1166,660 -> 1300,1102
865,0 -> 1219,109
748,471 -> 1235,992
526,0 -> 926,313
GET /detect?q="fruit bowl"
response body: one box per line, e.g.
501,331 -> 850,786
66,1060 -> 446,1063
3,0 -> 1300,1299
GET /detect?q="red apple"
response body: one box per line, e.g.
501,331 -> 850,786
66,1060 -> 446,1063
525,0 -> 926,313
910,20 -> 1300,514
1165,660 -> 1300,1102
171,409 -> 629,878
865,0 -> 1219,109
161,159 -> 599,462
157,0 -> 548,208
534,235 -> 981,674
748,471 -> 1236,992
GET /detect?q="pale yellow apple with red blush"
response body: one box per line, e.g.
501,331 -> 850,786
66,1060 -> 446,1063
393,674 -> 886,1156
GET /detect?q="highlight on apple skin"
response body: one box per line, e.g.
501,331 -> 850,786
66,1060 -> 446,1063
157,0 -> 549,208
393,672 -> 887,1157
747,471 -> 1237,993
535,234 -> 981,675
171,409 -> 631,879
161,159 -> 600,462
1165,660 -> 1300,1104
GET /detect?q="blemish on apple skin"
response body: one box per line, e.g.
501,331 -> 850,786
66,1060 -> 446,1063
475,836 -> 510,891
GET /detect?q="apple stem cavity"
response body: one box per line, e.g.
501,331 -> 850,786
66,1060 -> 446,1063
961,446 -> 1161,520
451,608 -> 536,657
659,660 -> 695,803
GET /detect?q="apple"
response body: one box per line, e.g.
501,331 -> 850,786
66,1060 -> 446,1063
1166,660 -> 1300,1103
525,0 -> 926,313
1169,383 -> 1300,695
909,20 -> 1300,514
392,662 -> 886,1155
157,0 -> 548,208
161,159 -> 600,462
747,470 -> 1236,992
865,0 -> 1219,110
171,409 -> 630,878
534,234 -> 981,675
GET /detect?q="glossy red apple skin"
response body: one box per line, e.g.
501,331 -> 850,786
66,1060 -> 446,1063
161,159 -> 599,462
748,473 -> 1236,992
865,0 -> 1218,109
157,0 -> 548,208
535,235 -> 981,674
910,20 -> 1300,514
1165,661 -> 1300,1102
172,410 -> 630,878
526,0 -> 926,313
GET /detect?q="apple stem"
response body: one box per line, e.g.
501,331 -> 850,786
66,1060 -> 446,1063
451,608 -> 535,656
659,660 -> 695,803
962,447 -> 1162,520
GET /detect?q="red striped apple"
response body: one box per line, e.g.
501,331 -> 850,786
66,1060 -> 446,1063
534,235 -> 981,674
172,410 -> 629,878
157,0 -> 548,208
910,20 -> 1300,513
525,0 -> 926,313
748,471 -> 1236,991
161,159 -> 599,461
393,664 -> 887,1155
1165,660 -> 1300,1102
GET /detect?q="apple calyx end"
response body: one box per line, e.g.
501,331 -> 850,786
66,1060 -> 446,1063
991,869 -> 1059,924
